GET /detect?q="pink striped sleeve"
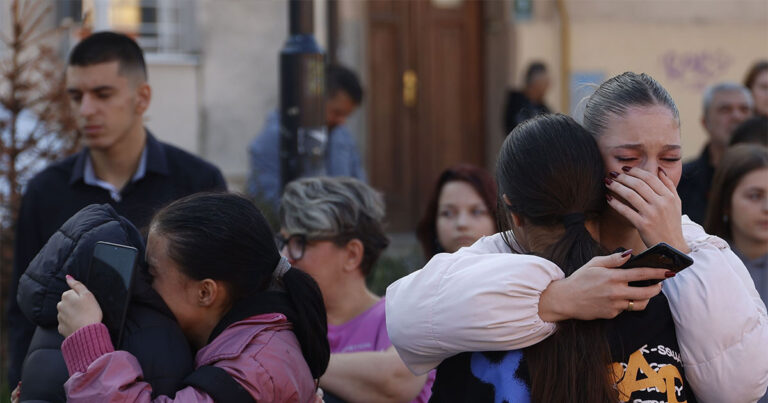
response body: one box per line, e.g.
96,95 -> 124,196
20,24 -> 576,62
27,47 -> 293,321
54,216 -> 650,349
61,323 -> 115,375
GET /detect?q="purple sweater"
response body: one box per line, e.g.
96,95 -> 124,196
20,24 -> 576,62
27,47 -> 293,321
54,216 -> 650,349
327,298 -> 434,403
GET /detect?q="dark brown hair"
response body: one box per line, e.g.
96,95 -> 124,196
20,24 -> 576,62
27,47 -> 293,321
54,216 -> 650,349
730,116 -> 768,147
497,114 -> 617,402
151,192 -> 329,378
416,163 -> 498,258
744,60 -> 768,90
705,144 -> 768,240
69,31 -> 147,80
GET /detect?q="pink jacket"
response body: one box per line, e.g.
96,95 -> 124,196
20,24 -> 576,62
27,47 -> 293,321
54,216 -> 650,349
62,313 -> 317,402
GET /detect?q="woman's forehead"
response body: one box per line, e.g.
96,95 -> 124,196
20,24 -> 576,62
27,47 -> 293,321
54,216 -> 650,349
599,105 -> 680,146
439,181 -> 483,203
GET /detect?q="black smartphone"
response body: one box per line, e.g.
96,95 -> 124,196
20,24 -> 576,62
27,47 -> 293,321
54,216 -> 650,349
87,241 -> 138,348
620,242 -> 693,287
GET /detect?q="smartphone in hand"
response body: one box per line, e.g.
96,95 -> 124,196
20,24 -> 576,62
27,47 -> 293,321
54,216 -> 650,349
87,241 -> 138,348
620,242 -> 693,287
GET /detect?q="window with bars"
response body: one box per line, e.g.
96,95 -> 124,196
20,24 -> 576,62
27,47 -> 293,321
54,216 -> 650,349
58,0 -> 199,56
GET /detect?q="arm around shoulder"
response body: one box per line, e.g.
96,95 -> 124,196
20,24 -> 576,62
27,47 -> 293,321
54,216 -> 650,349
385,237 -> 561,374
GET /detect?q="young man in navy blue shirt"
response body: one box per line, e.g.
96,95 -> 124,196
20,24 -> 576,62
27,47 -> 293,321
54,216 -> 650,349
6,32 -> 226,387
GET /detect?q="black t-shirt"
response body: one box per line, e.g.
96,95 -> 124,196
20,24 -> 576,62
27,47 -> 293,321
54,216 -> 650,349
430,293 -> 696,403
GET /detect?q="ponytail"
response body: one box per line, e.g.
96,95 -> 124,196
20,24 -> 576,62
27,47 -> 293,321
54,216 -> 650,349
525,216 -> 617,403
151,193 -> 330,379
496,115 -> 618,402
281,267 -> 330,379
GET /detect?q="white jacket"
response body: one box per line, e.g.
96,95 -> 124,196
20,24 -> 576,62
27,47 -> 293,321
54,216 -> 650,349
385,216 -> 768,403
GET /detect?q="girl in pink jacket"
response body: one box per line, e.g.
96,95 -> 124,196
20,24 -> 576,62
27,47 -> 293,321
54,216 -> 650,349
56,193 -> 330,402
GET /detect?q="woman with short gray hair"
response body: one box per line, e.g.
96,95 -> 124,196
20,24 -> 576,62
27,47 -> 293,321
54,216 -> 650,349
279,177 -> 434,403
280,177 -> 389,279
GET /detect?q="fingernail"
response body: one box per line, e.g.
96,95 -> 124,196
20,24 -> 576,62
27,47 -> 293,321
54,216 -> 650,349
604,177 -> 613,186
665,271 -> 676,278
65,274 -> 73,280
658,167 -> 667,176
608,171 -> 619,178
621,249 -> 633,257
621,166 -> 631,172
606,193 -> 614,201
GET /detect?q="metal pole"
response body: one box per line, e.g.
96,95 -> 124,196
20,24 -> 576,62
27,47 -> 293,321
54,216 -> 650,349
280,0 -> 327,191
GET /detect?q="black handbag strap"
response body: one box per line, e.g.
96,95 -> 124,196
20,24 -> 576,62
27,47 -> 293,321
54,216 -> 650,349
181,365 -> 256,403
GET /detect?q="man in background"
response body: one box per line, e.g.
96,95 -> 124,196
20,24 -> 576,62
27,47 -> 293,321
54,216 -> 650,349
6,31 -> 226,387
503,61 -> 551,135
678,82 -> 753,224
248,64 -> 366,212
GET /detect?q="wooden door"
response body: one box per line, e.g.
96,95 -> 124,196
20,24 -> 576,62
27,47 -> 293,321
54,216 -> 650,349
367,0 -> 485,231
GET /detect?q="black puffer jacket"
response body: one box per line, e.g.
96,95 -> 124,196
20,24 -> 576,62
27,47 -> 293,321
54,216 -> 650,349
16,204 -> 193,402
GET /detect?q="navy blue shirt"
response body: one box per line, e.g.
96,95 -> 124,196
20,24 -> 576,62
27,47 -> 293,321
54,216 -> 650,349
6,132 -> 226,386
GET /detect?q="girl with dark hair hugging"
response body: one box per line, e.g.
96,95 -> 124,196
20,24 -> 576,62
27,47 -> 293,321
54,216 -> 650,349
56,193 -> 330,402
388,73 -> 768,403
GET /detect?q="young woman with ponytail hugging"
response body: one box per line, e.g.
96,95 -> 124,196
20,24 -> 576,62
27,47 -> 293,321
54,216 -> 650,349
422,114 -> 694,402
56,193 -> 330,402
387,73 -> 768,403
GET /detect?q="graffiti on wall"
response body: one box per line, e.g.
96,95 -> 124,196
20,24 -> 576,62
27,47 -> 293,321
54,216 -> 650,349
660,49 -> 733,90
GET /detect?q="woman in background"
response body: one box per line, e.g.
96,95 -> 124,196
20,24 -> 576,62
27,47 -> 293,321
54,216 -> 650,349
280,177 -> 434,403
416,164 -> 498,259
706,144 -> 768,307
744,60 -> 768,117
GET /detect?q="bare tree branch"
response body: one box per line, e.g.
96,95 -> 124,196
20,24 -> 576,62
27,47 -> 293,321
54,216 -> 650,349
1,1 -> 81,357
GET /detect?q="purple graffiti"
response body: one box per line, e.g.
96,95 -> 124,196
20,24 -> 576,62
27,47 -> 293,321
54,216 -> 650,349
660,50 -> 733,90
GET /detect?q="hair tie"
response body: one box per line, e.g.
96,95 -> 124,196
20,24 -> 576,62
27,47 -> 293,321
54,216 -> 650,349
273,256 -> 291,280
562,213 -> 585,228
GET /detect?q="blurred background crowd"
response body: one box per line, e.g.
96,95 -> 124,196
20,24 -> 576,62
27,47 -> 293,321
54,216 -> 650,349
0,0 -> 766,400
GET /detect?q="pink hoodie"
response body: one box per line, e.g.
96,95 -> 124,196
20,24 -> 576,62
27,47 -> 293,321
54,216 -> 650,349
62,313 -> 317,402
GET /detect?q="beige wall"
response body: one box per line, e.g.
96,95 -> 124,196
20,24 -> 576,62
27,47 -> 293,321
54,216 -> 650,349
145,57 -> 200,154
197,0 -> 287,189
510,0 -> 768,159
510,20 -> 562,113
196,0 -> 367,190
336,0 -> 368,166
571,22 -> 767,158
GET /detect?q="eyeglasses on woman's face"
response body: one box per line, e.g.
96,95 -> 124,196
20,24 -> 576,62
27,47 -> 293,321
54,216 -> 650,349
275,233 -> 308,261
275,233 -> 344,261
